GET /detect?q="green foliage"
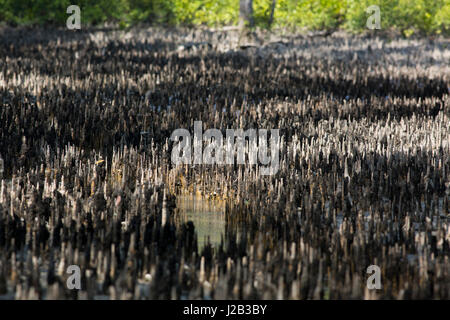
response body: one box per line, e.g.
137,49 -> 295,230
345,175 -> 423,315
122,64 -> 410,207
253,0 -> 274,28
0,0 -> 448,35
79,0 -> 129,24
126,0 -> 175,25
0,0 -> 129,25
171,0 -> 239,26
434,1 -> 450,34
344,0 -> 449,35
0,0 -> 71,25
274,0 -> 345,30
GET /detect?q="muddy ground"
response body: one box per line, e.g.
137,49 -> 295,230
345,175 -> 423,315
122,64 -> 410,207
0,27 -> 449,299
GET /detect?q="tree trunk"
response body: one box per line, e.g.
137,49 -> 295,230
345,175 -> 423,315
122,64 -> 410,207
239,0 -> 254,28
268,0 -> 276,28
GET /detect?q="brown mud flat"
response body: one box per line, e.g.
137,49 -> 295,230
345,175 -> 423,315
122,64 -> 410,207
0,27 -> 448,299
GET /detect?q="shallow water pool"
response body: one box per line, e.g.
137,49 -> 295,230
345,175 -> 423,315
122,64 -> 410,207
176,195 -> 226,251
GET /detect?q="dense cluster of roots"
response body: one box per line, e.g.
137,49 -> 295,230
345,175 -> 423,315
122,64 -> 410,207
0,27 -> 448,299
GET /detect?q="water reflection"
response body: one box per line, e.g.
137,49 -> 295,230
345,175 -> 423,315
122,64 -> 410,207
176,195 -> 226,250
